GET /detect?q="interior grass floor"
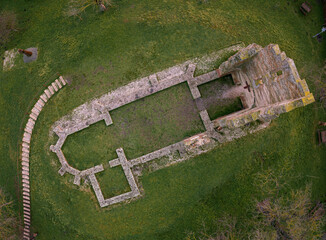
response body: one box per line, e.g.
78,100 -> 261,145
0,0 -> 325,239
62,82 -> 204,170
198,75 -> 244,120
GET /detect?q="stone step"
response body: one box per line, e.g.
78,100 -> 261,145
23,207 -> 30,212
22,175 -> 29,180
31,107 -> 40,115
22,152 -> 29,158
22,170 -> 29,176
22,191 -> 29,196
23,132 -> 31,139
27,119 -> 35,128
22,147 -> 29,154
22,178 -> 29,184
26,123 -> 34,131
24,212 -> 30,217
52,82 -> 58,92
48,85 -> 54,95
23,195 -> 30,200
24,218 -> 30,223
23,183 -> 30,189
55,79 -> 62,88
40,93 -> 48,102
22,166 -> 29,172
23,199 -> 30,204
22,136 -> 31,144
22,143 -> 30,149
60,76 -> 67,85
23,187 -> 30,193
29,112 -> 37,121
37,98 -> 45,107
22,156 -> 29,162
34,104 -> 43,113
22,162 -> 29,167
44,89 -> 52,98
23,203 -> 30,208
34,103 -> 42,112
24,125 -> 33,134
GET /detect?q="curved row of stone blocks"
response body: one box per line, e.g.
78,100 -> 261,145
21,76 -> 67,240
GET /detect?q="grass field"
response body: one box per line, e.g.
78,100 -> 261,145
0,0 -> 326,239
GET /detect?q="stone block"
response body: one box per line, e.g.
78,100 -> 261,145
23,207 -> 30,212
109,158 -> 120,168
73,175 -> 81,185
52,82 -> 58,92
44,89 -> 52,98
55,79 -> 62,88
48,85 -> 55,95
24,219 -> 30,225
23,203 -> 30,208
31,107 -> 40,115
22,143 -> 29,149
22,147 -> 29,154
22,152 -> 29,158
26,120 -> 34,129
29,112 -> 37,121
24,126 -> 33,134
22,175 -> 29,180
27,118 -> 35,124
40,94 -> 48,102
22,136 -> 31,144
23,195 -> 30,200
58,167 -> 66,176
22,162 -> 29,167
34,103 -> 42,112
37,99 -> 45,107
60,76 -> 67,85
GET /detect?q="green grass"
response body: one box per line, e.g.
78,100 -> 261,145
0,0 -> 325,239
198,75 -> 244,119
207,97 -> 243,120
97,166 -> 131,200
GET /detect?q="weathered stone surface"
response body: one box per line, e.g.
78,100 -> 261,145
22,162 -> 29,167
37,99 -> 45,107
48,85 -> 55,95
55,79 -> 62,89
34,103 -> 42,112
40,94 -> 48,102
22,143 -> 30,149
44,89 -> 51,98
52,82 -> 58,92
59,76 -> 66,85
29,112 -> 37,121
31,107 -> 40,116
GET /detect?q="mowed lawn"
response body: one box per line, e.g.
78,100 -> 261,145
0,0 -> 325,239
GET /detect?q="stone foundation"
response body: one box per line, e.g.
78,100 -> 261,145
50,43 -> 314,208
